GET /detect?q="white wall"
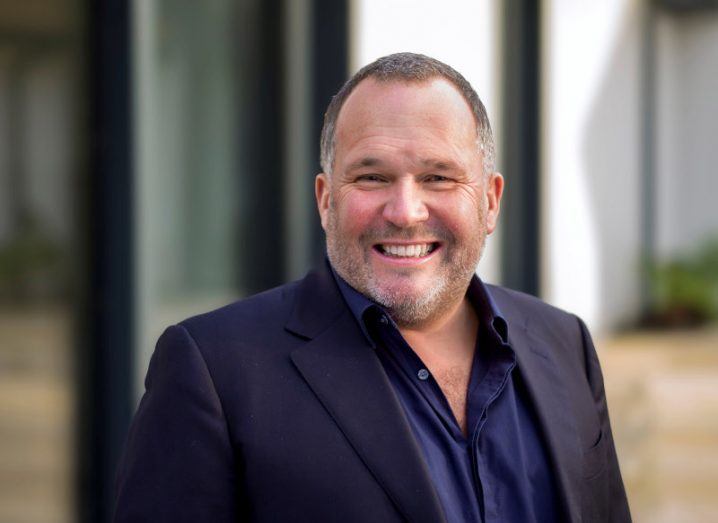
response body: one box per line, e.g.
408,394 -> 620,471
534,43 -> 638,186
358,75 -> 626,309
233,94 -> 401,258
542,0 -> 644,333
655,10 -> 718,260
350,0 -> 503,284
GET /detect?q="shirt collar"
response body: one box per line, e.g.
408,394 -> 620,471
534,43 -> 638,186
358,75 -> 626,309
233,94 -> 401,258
331,265 -> 382,346
330,262 -> 509,346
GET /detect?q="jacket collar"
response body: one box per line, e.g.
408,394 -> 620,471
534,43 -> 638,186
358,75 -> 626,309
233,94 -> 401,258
284,260 -> 345,340
285,261 -> 446,523
488,286 -> 582,523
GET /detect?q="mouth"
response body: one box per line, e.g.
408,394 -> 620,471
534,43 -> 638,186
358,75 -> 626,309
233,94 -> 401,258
372,242 -> 441,259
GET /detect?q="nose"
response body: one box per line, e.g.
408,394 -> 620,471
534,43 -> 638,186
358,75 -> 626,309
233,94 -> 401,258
382,179 -> 429,227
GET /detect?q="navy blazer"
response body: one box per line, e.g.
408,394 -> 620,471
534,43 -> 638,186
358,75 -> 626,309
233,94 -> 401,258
114,263 -> 630,522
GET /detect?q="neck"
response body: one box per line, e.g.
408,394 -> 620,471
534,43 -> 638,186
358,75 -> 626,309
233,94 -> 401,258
398,296 -> 478,356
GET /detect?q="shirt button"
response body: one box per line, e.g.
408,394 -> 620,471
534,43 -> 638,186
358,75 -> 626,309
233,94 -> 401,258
417,368 -> 430,380
379,315 -> 389,325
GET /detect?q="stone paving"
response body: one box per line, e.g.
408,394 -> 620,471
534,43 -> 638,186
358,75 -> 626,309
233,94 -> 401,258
599,327 -> 718,523
0,308 -> 73,523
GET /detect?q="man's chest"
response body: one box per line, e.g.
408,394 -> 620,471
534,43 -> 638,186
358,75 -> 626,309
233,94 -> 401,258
428,363 -> 472,434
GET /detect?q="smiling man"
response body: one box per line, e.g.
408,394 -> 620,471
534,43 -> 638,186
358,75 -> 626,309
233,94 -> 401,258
318,77 -> 496,331
115,53 -> 631,523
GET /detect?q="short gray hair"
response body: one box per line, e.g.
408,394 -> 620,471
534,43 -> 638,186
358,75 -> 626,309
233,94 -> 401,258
319,52 -> 495,176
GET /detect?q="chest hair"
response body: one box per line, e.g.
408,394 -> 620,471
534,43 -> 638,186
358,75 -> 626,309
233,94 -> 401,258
432,364 -> 471,436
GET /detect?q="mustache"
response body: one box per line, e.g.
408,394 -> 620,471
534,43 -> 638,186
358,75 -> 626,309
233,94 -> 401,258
359,224 -> 453,243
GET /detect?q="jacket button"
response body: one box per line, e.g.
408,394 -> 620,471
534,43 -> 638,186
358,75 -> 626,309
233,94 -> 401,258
417,369 -> 430,380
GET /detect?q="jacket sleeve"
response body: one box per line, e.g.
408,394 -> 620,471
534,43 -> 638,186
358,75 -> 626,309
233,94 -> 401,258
113,324 -> 239,522
577,316 -> 632,523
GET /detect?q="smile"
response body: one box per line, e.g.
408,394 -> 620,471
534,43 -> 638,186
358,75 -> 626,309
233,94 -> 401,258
375,242 -> 439,259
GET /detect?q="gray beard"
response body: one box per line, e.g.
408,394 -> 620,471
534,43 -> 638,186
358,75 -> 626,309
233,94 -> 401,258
326,222 -> 486,329
366,269 -> 469,328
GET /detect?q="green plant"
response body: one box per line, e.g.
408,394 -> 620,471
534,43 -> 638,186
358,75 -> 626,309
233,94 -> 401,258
647,238 -> 718,326
0,216 -> 64,303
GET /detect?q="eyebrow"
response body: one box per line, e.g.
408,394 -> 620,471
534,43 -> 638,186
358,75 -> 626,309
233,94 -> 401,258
345,157 -> 383,173
419,158 -> 458,171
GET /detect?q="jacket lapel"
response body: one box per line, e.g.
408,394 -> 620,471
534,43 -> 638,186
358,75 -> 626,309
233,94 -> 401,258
493,293 -> 582,523
286,265 -> 446,523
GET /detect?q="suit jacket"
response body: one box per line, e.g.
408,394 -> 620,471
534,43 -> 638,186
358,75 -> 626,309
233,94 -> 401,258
114,263 -> 631,522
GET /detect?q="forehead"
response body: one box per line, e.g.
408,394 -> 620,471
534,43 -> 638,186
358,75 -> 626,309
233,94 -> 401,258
334,78 -> 477,151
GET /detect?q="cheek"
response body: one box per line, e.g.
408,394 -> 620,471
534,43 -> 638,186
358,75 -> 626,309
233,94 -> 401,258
334,191 -> 383,231
428,192 -> 484,234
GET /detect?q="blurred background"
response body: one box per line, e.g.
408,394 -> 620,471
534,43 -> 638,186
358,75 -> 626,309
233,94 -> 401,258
0,0 -> 716,521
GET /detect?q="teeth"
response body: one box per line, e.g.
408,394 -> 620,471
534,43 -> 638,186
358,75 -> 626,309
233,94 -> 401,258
381,243 -> 434,258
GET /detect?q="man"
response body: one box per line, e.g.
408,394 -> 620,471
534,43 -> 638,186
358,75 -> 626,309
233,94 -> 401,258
115,53 -> 630,522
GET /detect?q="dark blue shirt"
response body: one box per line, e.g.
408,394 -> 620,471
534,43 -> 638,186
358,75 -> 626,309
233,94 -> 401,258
332,270 -> 560,523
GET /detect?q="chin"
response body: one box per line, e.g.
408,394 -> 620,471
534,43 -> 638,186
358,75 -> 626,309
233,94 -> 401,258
368,279 -> 437,311
369,277 -> 425,299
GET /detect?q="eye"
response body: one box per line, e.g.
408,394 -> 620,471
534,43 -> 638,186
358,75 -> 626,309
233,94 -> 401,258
424,174 -> 452,183
355,174 -> 386,184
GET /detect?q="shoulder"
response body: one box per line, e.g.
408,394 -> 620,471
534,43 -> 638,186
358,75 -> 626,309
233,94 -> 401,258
486,284 -> 575,322
177,279 -> 302,348
486,283 -> 584,344
148,279 -> 314,399
484,284 -> 601,396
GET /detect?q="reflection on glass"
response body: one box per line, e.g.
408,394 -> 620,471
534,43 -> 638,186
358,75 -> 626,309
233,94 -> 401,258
135,0 -> 256,395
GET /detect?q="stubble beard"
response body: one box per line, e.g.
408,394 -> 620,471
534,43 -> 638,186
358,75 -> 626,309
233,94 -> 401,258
325,197 -> 488,329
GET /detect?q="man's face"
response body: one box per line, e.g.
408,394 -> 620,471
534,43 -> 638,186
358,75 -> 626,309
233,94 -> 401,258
316,78 -> 503,328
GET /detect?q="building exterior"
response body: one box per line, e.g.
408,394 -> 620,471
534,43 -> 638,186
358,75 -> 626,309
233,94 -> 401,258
0,1 -> 716,521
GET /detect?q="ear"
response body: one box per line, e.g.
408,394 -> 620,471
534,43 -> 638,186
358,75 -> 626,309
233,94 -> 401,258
485,172 -> 504,235
315,173 -> 330,230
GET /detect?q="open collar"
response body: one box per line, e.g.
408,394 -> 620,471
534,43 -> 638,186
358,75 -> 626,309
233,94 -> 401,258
330,263 -> 509,347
